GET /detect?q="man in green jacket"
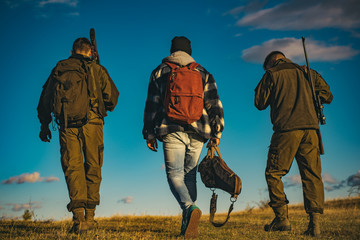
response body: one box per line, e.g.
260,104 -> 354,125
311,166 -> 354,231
37,37 -> 119,234
255,51 -> 333,237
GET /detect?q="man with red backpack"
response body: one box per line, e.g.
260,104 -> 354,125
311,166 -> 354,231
143,36 -> 224,238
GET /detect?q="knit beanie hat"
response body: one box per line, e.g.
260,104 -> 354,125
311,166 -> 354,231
170,36 -> 192,55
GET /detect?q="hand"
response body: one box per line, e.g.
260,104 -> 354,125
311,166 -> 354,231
300,65 -> 308,73
146,138 -> 158,152
39,125 -> 52,142
206,138 -> 220,148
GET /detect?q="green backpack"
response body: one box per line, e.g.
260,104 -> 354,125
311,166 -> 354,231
52,58 -> 90,128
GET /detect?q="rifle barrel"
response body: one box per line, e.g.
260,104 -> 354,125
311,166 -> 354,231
302,37 -> 326,155
302,37 -> 325,125
90,28 -> 100,64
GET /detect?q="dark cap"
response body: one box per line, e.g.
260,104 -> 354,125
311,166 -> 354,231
170,36 -> 192,55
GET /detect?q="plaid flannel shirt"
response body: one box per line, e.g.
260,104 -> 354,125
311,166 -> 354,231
142,62 -> 224,141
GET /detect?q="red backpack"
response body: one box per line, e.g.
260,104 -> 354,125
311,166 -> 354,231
164,62 -> 204,124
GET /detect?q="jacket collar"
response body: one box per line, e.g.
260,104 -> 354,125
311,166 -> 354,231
273,58 -> 293,67
162,51 -> 195,66
69,53 -> 92,62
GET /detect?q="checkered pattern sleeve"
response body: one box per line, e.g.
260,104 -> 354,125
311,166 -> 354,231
203,72 -> 225,139
142,67 -> 163,140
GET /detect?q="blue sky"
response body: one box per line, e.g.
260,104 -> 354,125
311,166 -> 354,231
0,0 -> 359,220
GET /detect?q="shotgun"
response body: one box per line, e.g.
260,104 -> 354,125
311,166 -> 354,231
302,36 -> 325,154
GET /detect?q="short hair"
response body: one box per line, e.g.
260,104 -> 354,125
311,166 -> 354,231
72,37 -> 91,53
263,51 -> 285,70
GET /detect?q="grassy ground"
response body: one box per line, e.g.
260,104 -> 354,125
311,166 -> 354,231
1,197 -> 359,240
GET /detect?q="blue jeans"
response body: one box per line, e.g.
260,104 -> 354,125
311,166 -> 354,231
162,131 -> 204,211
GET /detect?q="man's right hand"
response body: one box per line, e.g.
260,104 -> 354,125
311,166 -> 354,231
206,138 -> 220,148
39,125 -> 52,142
146,138 -> 158,152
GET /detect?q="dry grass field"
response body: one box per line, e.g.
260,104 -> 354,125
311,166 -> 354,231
1,197 -> 359,240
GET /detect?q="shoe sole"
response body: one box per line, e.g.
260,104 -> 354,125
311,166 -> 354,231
184,208 -> 202,239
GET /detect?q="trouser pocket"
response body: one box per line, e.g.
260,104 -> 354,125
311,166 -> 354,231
98,144 -> 104,167
267,148 -> 279,170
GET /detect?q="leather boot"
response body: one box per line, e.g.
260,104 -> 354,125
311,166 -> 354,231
304,213 -> 320,237
69,208 -> 90,234
85,208 -> 98,229
264,205 -> 291,232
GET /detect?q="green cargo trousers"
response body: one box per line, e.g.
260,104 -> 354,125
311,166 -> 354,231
59,111 -> 104,212
265,129 -> 324,214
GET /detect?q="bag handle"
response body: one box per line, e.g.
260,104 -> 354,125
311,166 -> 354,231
206,144 -> 223,160
209,192 -> 235,227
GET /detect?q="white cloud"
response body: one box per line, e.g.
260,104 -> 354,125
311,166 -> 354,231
4,0 -> 78,8
3,0 -> 80,18
283,172 -> 360,191
2,172 -> 59,184
347,170 -> 360,187
324,170 -> 360,192
6,201 -> 42,212
118,196 -> 134,204
38,0 -> 78,7
44,176 -> 60,182
284,174 -> 302,188
68,12 -> 80,16
322,173 -> 338,184
242,37 -> 359,63
228,0 -> 360,30
4,0 -> 20,8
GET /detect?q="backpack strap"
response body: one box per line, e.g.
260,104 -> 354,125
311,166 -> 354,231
187,62 -> 200,70
164,62 -> 178,70
164,62 -> 200,70
209,192 -> 235,227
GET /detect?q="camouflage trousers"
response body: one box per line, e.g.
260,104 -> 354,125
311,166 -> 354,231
59,111 -> 104,212
265,129 -> 324,214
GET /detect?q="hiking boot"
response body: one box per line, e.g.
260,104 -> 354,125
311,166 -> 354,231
69,208 -> 91,234
264,205 -> 291,232
85,208 -> 98,230
304,213 -> 320,237
182,205 -> 202,239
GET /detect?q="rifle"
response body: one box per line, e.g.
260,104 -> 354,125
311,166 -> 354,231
90,28 -> 100,64
301,36 -> 325,155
